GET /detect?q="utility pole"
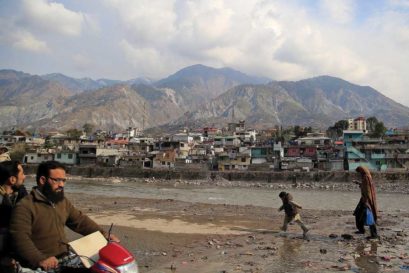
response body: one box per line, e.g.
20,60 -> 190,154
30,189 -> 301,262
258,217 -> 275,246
142,102 -> 146,132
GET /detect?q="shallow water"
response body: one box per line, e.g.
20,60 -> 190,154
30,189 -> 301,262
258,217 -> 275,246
25,177 -> 409,212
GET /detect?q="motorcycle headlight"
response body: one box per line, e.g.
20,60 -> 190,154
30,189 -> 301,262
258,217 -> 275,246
116,261 -> 139,273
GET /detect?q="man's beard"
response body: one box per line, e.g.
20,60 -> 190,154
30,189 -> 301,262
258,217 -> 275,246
42,182 -> 64,203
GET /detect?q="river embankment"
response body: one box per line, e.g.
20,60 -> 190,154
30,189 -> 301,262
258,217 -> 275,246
22,164 -> 409,184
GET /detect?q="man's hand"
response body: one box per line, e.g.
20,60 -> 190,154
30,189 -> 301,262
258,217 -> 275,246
108,233 -> 120,243
38,256 -> 58,271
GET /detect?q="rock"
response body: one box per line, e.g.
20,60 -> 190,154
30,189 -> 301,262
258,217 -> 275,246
381,256 -> 391,262
341,234 -> 354,240
320,248 -> 327,254
329,234 -> 338,238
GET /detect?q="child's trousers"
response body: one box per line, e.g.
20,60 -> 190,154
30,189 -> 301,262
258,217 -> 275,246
281,213 -> 308,234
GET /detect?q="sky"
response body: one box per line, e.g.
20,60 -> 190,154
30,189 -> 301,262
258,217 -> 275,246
0,0 -> 408,106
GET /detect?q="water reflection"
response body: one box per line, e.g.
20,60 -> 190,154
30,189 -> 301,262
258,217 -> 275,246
354,241 -> 379,273
277,237 -> 303,271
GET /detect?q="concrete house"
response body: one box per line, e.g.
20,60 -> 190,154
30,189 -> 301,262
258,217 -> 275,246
96,148 -> 121,166
54,150 -> 78,165
78,144 -> 97,165
23,149 -> 54,164
152,150 -> 176,169
217,152 -> 251,171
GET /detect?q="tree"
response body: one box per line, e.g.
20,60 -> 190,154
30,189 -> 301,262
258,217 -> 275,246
366,116 -> 386,138
83,123 -> 94,136
10,143 -> 26,161
293,125 -> 303,138
293,126 -> 313,139
366,116 -> 379,132
65,128 -> 83,139
326,119 -> 349,139
372,121 -> 387,138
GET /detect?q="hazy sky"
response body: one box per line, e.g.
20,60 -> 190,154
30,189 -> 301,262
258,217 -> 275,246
1,0 -> 408,106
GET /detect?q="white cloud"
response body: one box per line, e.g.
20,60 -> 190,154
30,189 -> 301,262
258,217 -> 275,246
21,0 -> 85,36
389,0 -> 409,7
119,39 -> 179,78
0,19 -> 48,52
319,0 -> 356,24
71,53 -> 92,71
12,30 -> 49,52
104,0 -> 176,45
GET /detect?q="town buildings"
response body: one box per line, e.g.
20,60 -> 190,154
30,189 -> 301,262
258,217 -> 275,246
1,118 -> 409,172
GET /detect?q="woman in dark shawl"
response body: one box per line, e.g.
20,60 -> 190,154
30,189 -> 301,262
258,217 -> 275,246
353,166 -> 379,239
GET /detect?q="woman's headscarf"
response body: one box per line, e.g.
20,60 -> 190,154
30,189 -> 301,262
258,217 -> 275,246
356,166 -> 378,222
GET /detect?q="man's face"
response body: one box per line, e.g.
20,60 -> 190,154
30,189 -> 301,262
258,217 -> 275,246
41,168 -> 66,203
14,164 -> 25,188
10,164 -> 25,190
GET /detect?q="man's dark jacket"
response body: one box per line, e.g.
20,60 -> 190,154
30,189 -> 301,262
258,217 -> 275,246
9,187 -> 104,268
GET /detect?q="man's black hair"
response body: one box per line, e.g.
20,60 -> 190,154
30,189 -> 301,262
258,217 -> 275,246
0,160 -> 21,185
279,191 -> 287,198
36,161 -> 66,184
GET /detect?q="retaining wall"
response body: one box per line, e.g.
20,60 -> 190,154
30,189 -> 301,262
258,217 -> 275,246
23,164 -> 409,183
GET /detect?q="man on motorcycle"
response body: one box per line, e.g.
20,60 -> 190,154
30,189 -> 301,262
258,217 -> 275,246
0,160 -> 28,273
9,161 -> 119,272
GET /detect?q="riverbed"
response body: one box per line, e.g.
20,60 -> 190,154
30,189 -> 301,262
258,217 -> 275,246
24,176 -> 409,272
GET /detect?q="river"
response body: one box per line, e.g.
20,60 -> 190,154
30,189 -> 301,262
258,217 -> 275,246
25,176 -> 409,212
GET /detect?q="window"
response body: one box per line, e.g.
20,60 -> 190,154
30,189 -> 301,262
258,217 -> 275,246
241,158 -> 246,162
68,154 -> 73,159
57,154 -> 61,159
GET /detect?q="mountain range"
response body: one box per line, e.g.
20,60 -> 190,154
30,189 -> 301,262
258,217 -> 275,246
0,64 -> 408,133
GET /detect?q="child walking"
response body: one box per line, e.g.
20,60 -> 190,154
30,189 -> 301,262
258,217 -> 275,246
278,191 -> 309,239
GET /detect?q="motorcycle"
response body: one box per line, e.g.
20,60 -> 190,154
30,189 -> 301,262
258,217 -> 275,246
90,241 -> 138,273
16,225 -> 139,273
71,224 -> 139,273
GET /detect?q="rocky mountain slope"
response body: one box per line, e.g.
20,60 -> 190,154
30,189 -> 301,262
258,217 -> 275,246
1,67 -> 408,131
174,76 -> 409,129
0,70 -> 71,129
155,64 -> 270,108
